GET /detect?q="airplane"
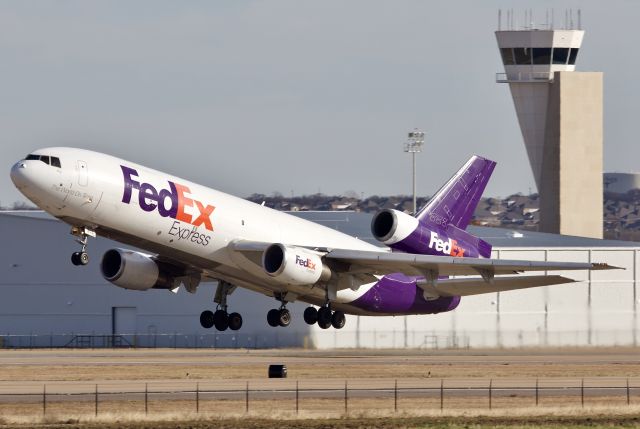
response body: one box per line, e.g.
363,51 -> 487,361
10,148 -> 613,331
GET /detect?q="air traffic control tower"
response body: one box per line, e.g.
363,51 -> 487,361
496,14 -> 603,238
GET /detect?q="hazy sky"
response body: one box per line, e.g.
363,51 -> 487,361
1,1 -> 638,206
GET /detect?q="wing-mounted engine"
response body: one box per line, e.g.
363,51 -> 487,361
100,248 -> 197,291
371,209 -> 492,258
228,241 -> 331,286
262,244 -> 331,286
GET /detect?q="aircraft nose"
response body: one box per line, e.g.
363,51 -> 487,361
10,160 -> 29,189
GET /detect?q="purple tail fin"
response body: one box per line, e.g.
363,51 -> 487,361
416,156 -> 496,230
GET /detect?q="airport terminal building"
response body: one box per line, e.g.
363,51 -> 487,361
0,210 -> 637,349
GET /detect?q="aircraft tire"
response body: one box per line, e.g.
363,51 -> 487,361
199,310 -> 215,329
71,252 -> 81,266
317,307 -> 332,329
267,309 -> 280,327
79,252 -> 89,265
213,310 -> 229,331
303,307 -> 318,325
228,312 -> 243,331
331,310 -> 346,329
278,308 -> 291,327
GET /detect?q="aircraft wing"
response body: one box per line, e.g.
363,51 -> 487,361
416,275 -> 575,298
323,248 -> 615,278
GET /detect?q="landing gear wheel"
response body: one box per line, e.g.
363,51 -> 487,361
331,310 -> 346,329
317,307 -> 332,330
78,252 -> 89,265
278,308 -> 291,327
71,252 -> 81,266
200,310 -> 215,329
267,309 -> 280,327
228,312 -> 243,331
213,310 -> 229,331
303,307 -> 318,325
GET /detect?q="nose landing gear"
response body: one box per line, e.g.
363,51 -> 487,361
70,226 -> 95,266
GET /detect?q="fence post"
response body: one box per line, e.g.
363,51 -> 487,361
440,379 -> 444,411
581,378 -> 584,408
344,380 -> 348,414
394,379 -> 398,412
535,378 -> 539,406
95,384 -> 98,416
489,379 -> 492,410
145,383 -> 148,414
245,381 -> 249,413
196,382 -> 199,414
42,384 -> 46,416
296,380 -> 299,415
627,378 -> 630,406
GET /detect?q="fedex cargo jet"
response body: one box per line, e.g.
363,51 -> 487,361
10,148 -> 613,331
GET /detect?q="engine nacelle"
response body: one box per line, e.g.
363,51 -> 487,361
371,209 -> 419,245
100,248 -> 175,291
262,244 -> 331,286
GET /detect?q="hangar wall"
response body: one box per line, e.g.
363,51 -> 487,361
1,211 -> 637,349
312,247 -> 639,348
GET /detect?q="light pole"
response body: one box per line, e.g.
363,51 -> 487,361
404,129 -> 425,214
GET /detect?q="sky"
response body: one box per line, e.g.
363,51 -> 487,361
1,0 -> 639,206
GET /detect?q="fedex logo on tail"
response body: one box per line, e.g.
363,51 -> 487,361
295,255 -> 316,270
429,231 -> 465,257
120,166 -> 215,231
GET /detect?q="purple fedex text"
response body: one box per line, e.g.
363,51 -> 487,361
295,255 -> 316,270
120,165 -> 215,232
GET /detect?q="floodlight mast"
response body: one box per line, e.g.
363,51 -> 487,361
404,129 -> 425,215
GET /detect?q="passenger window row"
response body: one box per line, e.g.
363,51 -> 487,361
25,154 -> 62,168
500,47 -> 579,66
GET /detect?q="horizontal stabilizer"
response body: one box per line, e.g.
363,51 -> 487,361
417,275 -> 575,299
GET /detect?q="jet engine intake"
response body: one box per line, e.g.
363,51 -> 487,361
371,209 -> 419,245
100,248 -> 175,291
262,244 -> 330,286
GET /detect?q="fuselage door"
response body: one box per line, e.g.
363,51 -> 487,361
77,160 -> 88,186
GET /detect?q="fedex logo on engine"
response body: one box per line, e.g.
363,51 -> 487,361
295,255 -> 316,270
429,231 -> 465,257
120,166 -> 215,231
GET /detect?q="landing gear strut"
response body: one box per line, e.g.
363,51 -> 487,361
70,226 -> 95,266
200,281 -> 242,331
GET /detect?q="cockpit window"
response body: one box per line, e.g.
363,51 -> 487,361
24,154 -> 62,167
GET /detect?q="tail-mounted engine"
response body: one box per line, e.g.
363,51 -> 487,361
100,248 -> 177,291
371,209 -> 492,258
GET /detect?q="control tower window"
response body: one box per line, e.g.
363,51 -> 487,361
552,48 -> 569,64
568,48 -> 579,65
513,48 -> 531,65
500,48 -> 515,65
532,48 -> 552,65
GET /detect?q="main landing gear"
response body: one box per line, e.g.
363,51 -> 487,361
70,226 -> 95,266
267,293 -> 292,327
303,305 -> 345,330
200,281 -> 243,331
